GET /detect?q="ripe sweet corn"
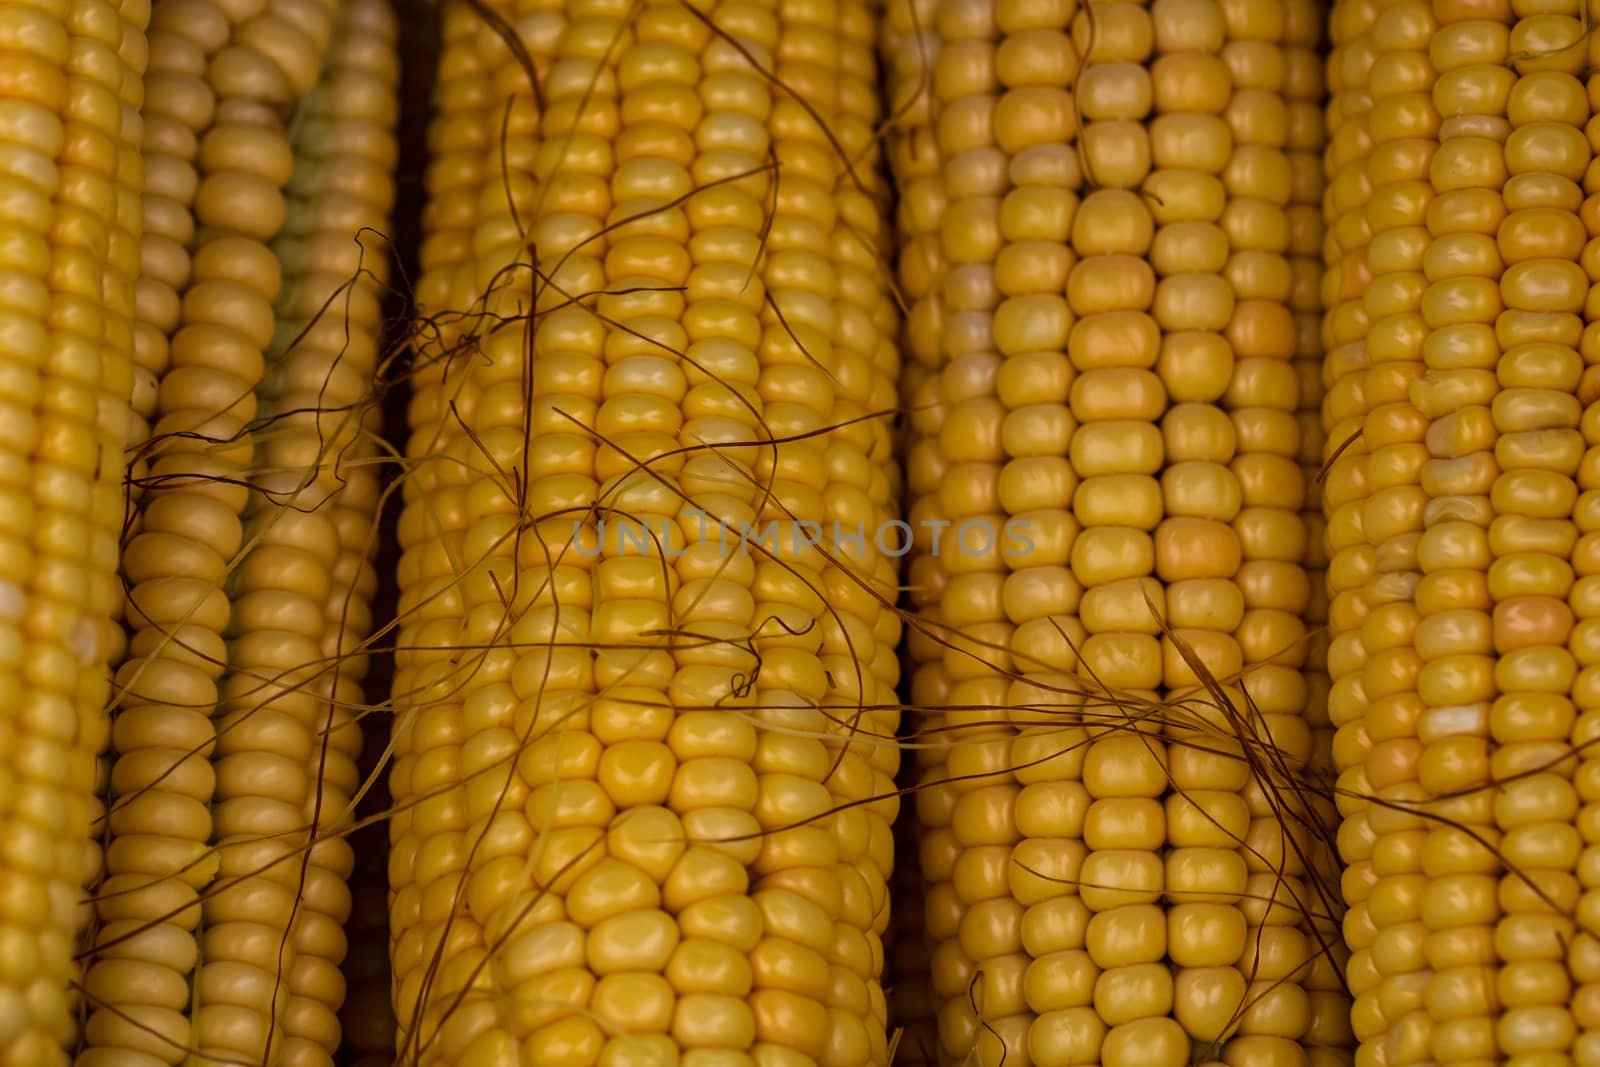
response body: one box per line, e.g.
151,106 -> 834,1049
881,1 -> 1341,1066
78,0 -> 344,1062
0,0 -> 147,1062
1324,0 -> 1600,1064
47,0 -> 1600,1062
390,0 -> 902,1064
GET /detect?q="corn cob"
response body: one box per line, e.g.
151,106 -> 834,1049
1319,0 -> 1600,1065
78,0 -> 340,1061
390,0 -> 903,1063
877,0 -> 1345,1065
0,0 -> 146,1060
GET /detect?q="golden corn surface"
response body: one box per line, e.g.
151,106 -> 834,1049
27,0 -> 1600,1062
390,0 -> 903,1064
0,0 -> 147,1062
877,2 -> 1350,1067
1323,0 -> 1600,1065
77,0 -> 363,1063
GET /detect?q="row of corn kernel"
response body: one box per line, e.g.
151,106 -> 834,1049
75,0 -> 152,1036
1353,0 -> 1439,1064
983,0 -> 1084,1053
888,0 -> 957,1041
1410,1 -> 1506,1063
941,0 -> 1050,1058
883,0 -> 960,1057
1485,3 -> 1590,1061
1055,7 -> 1183,1065
1175,1 -> 1313,1061
883,0 -> 996,1061
1319,0 -> 1379,1058
1286,5 -> 1347,1054
251,0 -> 398,1062
805,1 -> 907,1062
1292,5 -> 1331,781
1085,0 -> 1271,1061
1070,0 -> 1201,1063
